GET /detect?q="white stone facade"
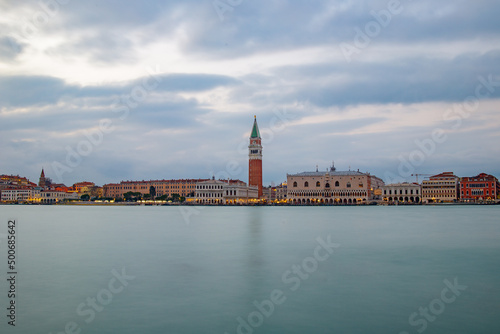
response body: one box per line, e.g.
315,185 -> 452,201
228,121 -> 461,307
381,183 -> 421,203
39,190 -> 79,203
194,179 -> 259,204
1,188 -> 34,202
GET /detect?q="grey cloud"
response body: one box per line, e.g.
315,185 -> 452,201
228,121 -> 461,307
131,73 -> 240,92
181,0 -> 500,59
0,73 -> 239,107
270,50 -> 500,107
46,32 -> 136,64
0,36 -> 25,61
0,76 -> 72,107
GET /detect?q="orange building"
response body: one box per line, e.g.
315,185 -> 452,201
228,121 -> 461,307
248,116 -> 263,198
1,174 -> 30,186
460,173 -> 499,202
73,181 -> 95,193
103,179 -> 210,199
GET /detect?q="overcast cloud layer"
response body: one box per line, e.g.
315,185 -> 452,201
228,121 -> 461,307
1,0 -> 499,186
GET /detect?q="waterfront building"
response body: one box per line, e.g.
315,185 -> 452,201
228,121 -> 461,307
0,174 -> 31,187
459,173 -> 500,202
276,183 -> 288,202
248,116 -> 263,198
0,187 -> 70,203
90,186 -> 104,198
194,178 -> 258,204
225,182 -> 259,204
103,179 -> 209,199
262,186 -> 277,202
0,174 -> 39,202
381,183 -> 421,203
421,172 -> 459,203
1,188 -> 34,202
73,181 -> 95,193
39,190 -> 79,204
286,163 -> 385,204
72,182 -> 102,198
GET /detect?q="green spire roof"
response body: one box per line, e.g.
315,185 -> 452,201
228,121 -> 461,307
250,115 -> 261,138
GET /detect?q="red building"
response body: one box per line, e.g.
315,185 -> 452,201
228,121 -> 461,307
248,116 -> 263,198
460,173 -> 499,202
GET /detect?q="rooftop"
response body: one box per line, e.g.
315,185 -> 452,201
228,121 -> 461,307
288,170 -> 370,177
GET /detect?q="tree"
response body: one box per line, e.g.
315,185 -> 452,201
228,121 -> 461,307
81,194 -> 90,201
124,191 -> 142,202
149,186 -> 156,200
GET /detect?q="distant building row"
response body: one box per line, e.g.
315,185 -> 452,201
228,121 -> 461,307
381,172 -> 499,204
0,170 -> 102,203
1,170 -> 499,205
268,170 -> 499,205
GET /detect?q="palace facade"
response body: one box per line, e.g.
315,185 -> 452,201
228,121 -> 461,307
286,164 -> 384,204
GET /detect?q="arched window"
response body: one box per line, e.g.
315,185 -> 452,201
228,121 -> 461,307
359,183 -> 363,188
316,181 -> 321,187
293,182 -> 297,187
347,182 -> 351,188
325,183 -> 330,188
335,181 -> 340,187
304,182 -> 309,188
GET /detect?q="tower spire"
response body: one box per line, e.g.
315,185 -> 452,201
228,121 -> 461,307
39,168 -> 46,187
250,115 -> 261,139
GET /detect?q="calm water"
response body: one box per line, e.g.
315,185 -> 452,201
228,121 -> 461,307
0,205 -> 499,334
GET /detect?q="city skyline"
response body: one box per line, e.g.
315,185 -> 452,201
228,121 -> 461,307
1,1 -> 500,186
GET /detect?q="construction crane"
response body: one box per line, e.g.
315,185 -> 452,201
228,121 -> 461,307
411,174 -> 432,183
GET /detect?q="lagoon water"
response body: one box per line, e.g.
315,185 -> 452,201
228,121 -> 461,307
0,205 -> 499,334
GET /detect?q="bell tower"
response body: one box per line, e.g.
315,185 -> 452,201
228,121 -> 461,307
248,116 -> 263,198
39,168 -> 46,188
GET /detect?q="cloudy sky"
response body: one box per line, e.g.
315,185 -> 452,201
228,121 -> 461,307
1,0 -> 499,187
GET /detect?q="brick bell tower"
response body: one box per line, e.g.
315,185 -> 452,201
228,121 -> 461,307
249,115 -> 263,198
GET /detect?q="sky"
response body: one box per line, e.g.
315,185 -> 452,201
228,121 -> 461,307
1,0 -> 499,187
